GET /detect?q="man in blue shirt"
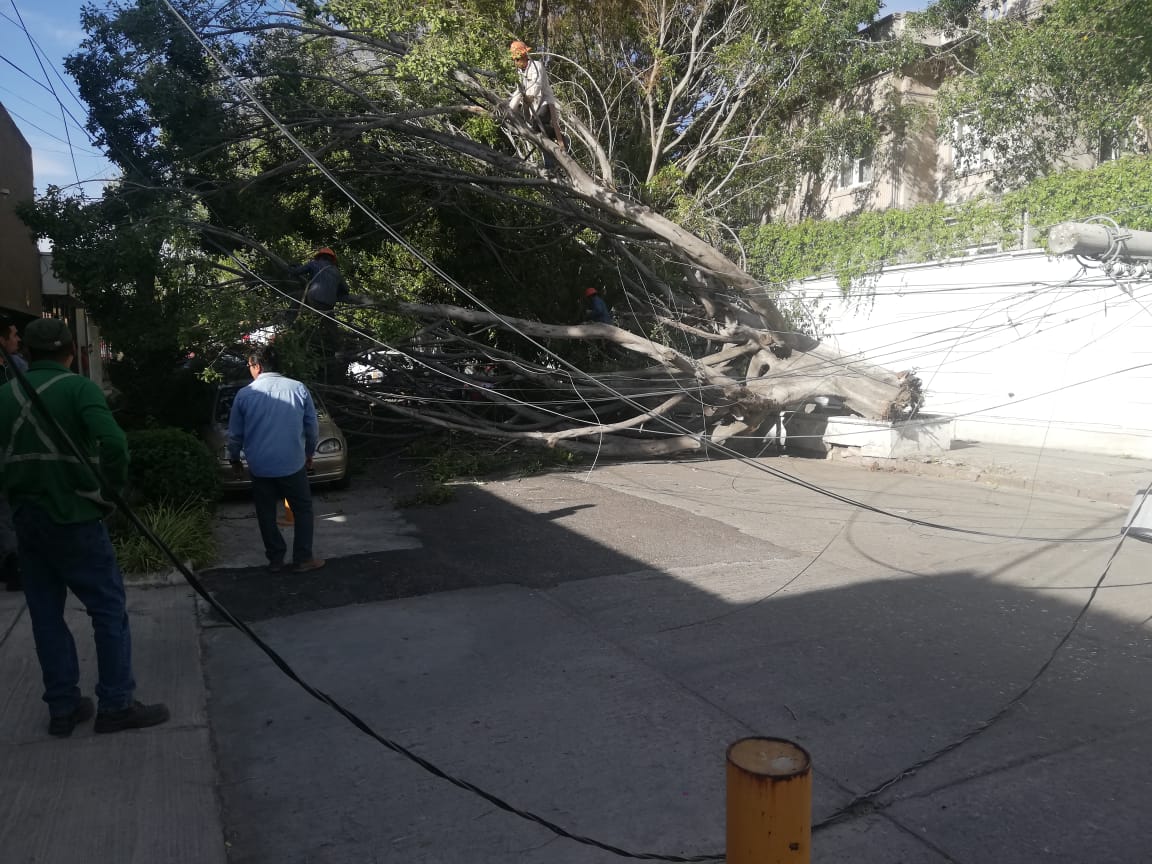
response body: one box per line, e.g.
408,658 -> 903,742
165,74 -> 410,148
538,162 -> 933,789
583,287 -> 614,324
227,346 -> 324,573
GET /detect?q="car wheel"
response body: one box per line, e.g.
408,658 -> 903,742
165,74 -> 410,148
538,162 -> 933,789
330,472 -> 351,491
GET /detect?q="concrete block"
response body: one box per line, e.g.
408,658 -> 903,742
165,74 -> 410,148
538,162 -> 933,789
824,414 -> 955,459
784,409 -> 831,456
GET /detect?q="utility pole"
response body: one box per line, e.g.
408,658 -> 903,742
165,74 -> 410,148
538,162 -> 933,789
1047,221 -> 1152,261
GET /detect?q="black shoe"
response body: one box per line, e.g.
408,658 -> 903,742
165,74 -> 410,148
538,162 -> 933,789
48,697 -> 95,738
94,701 -> 171,734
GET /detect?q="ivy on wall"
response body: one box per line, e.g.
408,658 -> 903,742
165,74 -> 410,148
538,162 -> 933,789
741,154 -> 1152,290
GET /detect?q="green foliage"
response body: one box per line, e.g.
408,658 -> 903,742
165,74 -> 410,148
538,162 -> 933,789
324,0 -> 511,88
743,154 -> 1152,290
112,501 -> 217,574
397,431 -> 582,507
126,427 -> 219,507
22,0 -> 950,390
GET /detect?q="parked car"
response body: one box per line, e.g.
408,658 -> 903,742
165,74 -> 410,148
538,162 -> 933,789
204,383 -> 349,491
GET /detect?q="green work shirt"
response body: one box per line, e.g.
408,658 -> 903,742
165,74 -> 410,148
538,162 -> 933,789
0,361 -> 129,524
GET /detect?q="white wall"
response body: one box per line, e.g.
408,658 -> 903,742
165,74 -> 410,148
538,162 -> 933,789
810,250 -> 1152,457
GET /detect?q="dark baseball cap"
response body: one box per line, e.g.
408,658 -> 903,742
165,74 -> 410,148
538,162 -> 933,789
24,318 -> 74,351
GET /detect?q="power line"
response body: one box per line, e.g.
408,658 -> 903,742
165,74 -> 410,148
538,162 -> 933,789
7,0 -> 80,186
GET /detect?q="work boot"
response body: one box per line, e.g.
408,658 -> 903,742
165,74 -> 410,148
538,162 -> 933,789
292,558 -> 326,573
48,697 -> 95,738
94,701 -> 170,734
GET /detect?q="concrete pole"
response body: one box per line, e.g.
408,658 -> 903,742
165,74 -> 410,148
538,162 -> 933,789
727,737 -> 812,863
1047,222 -> 1152,261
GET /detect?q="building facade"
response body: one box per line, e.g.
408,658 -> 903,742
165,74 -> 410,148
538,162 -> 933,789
780,2 -> 1111,226
0,103 -> 42,317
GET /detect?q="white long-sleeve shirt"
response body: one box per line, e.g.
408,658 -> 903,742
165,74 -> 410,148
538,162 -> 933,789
508,58 -> 556,114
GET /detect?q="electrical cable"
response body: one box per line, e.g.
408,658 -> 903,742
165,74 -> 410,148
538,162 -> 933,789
814,482 -> 1152,831
7,0 -> 81,187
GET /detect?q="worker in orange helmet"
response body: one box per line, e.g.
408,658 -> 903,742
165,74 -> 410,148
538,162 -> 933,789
498,39 -> 566,172
583,287 -> 614,325
287,247 -> 351,318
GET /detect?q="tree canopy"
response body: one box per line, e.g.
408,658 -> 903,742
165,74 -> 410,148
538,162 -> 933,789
23,0 -> 964,445
935,0 -> 1152,185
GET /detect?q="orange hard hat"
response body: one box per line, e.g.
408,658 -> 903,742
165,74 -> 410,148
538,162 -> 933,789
314,247 -> 337,261
584,287 -> 598,297
509,40 -> 531,58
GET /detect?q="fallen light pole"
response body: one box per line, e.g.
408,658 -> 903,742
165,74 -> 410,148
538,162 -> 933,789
1047,221 -> 1152,261
1125,490 -> 1152,544
727,737 -> 812,863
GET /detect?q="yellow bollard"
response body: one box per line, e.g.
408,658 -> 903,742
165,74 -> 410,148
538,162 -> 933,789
727,737 -> 812,864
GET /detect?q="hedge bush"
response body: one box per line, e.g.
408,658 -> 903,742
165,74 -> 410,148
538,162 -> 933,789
126,428 -> 219,507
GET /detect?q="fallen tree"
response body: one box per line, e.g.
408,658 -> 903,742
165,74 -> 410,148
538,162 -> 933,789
31,0 -> 925,455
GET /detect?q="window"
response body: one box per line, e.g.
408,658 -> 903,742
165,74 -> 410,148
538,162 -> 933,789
952,116 -> 994,176
833,144 -> 874,189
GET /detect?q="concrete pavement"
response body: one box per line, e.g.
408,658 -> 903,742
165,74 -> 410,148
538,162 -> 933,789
0,586 -> 227,864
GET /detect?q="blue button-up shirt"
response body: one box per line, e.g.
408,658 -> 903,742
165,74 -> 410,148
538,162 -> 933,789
226,373 -> 319,478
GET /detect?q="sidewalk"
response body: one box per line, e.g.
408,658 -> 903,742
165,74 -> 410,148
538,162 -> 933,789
825,439 -> 1151,507
0,586 -> 226,864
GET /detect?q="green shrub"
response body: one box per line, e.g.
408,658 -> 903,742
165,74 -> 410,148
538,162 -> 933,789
127,428 -> 219,507
113,501 -> 217,574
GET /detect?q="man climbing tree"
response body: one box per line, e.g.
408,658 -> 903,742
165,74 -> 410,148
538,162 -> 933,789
287,248 -> 350,321
583,288 -> 613,325
499,39 -> 565,172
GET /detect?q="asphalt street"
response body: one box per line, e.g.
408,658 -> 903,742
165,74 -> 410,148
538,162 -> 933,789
198,450 -> 1152,864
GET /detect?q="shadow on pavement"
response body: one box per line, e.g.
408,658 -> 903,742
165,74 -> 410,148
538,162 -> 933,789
198,483 -> 779,622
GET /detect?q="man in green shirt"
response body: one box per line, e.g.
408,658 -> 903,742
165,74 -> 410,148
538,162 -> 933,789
0,318 -> 168,737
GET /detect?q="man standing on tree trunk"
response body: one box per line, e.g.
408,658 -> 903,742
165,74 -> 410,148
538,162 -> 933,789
502,40 -> 565,172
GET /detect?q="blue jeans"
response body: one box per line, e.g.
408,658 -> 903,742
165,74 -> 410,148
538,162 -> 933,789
250,468 -> 314,565
13,503 -> 135,715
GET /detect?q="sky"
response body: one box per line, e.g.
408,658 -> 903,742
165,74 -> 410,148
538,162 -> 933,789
0,0 -> 110,195
0,0 -> 935,199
